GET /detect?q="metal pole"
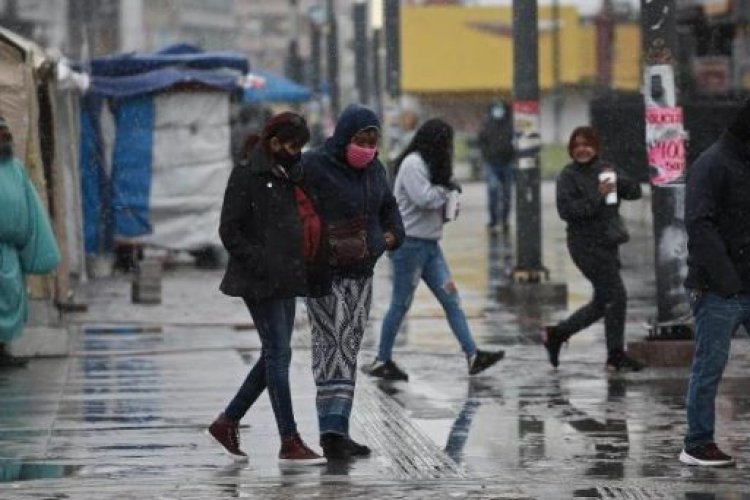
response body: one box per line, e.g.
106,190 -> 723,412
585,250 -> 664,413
372,27 -> 383,119
353,2 -> 370,104
326,0 -> 340,118
641,0 -> 692,338
512,0 -> 546,281
384,0 -> 400,98
551,0 -> 563,144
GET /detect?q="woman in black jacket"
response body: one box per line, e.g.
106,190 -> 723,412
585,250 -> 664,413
543,126 -> 644,372
207,112 -> 327,465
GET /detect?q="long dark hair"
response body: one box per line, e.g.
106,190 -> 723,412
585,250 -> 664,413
394,118 -> 454,187
240,111 -> 310,160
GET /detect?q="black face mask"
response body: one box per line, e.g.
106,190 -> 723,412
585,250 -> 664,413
274,149 -> 301,169
0,142 -> 13,160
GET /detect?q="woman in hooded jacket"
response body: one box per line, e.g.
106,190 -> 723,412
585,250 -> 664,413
301,104 -> 405,459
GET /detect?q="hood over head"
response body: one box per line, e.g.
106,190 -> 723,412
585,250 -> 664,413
325,104 -> 380,159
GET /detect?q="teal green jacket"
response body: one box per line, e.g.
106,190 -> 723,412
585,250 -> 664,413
0,158 -> 60,343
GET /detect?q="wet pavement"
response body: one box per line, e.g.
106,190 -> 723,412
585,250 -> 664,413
2,181 -> 750,499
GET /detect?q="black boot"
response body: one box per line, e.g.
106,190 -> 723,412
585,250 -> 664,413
606,350 -> 645,372
542,325 -> 567,368
320,433 -> 351,460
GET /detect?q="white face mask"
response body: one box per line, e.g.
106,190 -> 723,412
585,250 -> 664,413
491,106 -> 506,120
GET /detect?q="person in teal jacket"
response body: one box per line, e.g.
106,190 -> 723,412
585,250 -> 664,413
0,116 -> 60,368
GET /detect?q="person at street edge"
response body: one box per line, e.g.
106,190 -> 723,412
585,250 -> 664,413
679,99 -> 750,467
0,116 -> 60,369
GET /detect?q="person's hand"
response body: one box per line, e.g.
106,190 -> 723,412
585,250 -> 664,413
384,232 -> 396,250
598,180 -> 616,196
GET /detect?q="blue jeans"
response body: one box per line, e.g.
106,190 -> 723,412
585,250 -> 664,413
485,162 -> 514,227
378,238 -> 477,361
225,297 -> 297,438
685,291 -> 750,449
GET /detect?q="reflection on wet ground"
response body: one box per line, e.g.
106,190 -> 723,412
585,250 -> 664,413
2,183 -> 750,498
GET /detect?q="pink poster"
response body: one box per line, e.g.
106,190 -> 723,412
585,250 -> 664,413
646,107 -> 686,186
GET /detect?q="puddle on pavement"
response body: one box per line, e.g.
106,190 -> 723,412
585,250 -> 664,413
0,458 -> 79,482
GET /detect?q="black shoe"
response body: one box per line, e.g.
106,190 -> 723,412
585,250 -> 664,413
502,222 -> 510,237
346,437 -> 371,457
0,351 -> 28,369
606,351 -> 645,372
468,349 -> 505,375
320,433 -> 351,460
364,359 -> 409,381
542,325 -> 566,368
679,443 -> 735,467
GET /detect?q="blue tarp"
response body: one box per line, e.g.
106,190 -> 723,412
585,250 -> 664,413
243,69 -> 311,103
81,43 -> 248,98
81,43 -> 248,78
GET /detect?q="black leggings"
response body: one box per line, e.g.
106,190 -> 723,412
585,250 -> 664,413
555,238 -> 627,355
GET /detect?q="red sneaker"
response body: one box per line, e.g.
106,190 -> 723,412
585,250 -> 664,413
279,433 -> 326,465
207,414 -> 247,462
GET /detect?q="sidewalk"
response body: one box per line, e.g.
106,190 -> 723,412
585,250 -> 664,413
2,181 -> 749,499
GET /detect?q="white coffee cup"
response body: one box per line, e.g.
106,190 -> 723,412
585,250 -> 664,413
598,170 -> 617,205
444,191 -> 460,221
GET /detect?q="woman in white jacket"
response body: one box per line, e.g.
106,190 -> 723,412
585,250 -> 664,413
364,118 -> 505,381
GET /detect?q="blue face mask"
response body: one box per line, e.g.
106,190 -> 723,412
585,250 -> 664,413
491,106 -> 506,120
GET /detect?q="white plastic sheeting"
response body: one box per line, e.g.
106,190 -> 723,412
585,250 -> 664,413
139,91 -> 231,250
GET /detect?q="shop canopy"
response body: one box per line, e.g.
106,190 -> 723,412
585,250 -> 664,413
243,69 -> 311,103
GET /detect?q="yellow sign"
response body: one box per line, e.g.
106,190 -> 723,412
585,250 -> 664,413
401,5 -> 641,93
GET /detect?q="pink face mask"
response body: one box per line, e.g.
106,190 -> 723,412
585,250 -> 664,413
345,143 -> 377,169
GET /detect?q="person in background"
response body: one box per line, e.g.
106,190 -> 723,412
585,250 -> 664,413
302,104 -> 404,460
0,116 -> 60,368
364,118 -> 506,382
478,100 -> 515,235
208,112 -> 328,465
543,126 -> 644,372
679,99 -> 750,467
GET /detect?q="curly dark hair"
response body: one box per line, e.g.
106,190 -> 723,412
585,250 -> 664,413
240,111 -> 310,159
394,118 -> 454,187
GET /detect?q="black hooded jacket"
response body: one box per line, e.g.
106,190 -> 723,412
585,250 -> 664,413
301,104 -> 405,278
219,145 -> 330,301
685,132 -> 750,297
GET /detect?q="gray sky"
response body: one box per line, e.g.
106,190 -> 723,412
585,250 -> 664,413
476,0 -> 640,17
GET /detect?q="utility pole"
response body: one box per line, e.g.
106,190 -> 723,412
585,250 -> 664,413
326,0 -> 340,118
353,1 -> 370,105
498,0 -> 567,305
551,0 -> 563,143
628,0 -> 693,367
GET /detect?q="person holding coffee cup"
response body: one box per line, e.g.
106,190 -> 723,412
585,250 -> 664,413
543,126 -> 644,372
364,118 -> 505,383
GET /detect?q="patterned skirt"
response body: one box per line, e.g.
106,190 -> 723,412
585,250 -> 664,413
306,276 -> 373,435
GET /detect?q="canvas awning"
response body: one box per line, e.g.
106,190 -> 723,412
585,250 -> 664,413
243,69 -> 311,103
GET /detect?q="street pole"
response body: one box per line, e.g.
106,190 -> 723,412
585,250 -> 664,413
551,0 -> 563,144
640,0 -> 692,339
512,0 -> 544,281
384,0 -> 400,99
326,0 -> 340,118
353,2 -> 370,105
498,0 -> 567,306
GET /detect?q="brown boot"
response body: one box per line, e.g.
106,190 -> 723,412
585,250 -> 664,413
207,413 -> 247,461
279,433 -> 326,465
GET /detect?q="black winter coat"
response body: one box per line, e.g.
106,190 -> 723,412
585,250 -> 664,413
302,104 -> 405,278
219,145 -> 330,301
685,132 -> 750,297
556,159 -> 642,244
478,115 -> 515,166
